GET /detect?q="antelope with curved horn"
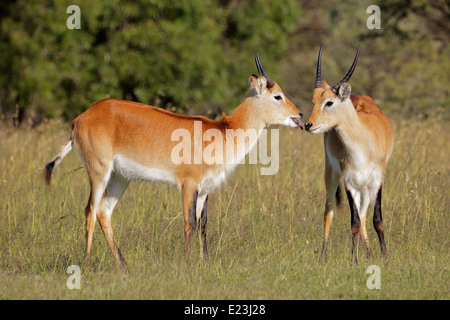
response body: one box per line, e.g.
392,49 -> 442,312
305,45 -> 393,263
44,53 -> 303,271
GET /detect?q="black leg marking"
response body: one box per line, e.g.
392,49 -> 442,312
335,184 -> 342,207
373,186 -> 387,256
200,195 -> 208,232
200,195 -> 208,258
345,188 -> 360,263
184,190 -> 198,261
195,195 -> 209,261
117,248 -> 128,271
189,190 -> 198,233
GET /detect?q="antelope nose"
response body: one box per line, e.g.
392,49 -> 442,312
305,122 -> 313,131
299,112 -> 303,119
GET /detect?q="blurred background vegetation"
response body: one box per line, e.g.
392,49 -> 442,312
0,0 -> 448,127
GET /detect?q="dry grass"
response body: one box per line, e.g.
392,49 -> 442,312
0,115 -> 448,299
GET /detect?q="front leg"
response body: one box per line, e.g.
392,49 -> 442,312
345,187 -> 361,264
322,162 -> 341,262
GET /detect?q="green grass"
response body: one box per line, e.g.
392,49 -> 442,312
0,116 -> 448,299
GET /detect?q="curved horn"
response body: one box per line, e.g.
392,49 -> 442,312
315,44 -> 323,88
254,52 -> 275,88
331,45 -> 360,94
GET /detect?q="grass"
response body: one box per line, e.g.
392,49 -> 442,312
0,114 -> 448,299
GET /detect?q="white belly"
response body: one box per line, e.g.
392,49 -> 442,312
112,155 -> 178,185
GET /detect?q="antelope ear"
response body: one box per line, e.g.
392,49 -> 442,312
338,83 -> 351,101
248,74 -> 258,88
255,76 -> 267,95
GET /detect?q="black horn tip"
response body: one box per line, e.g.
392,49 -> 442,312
331,45 -> 361,93
315,44 -> 323,89
254,52 -> 263,75
254,52 -> 275,88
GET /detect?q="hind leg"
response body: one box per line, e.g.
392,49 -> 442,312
373,186 -> 387,257
196,194 -> 209,261
97,173 -> 129,271
84,166 -> 112,263
356,189 -> 372,259
181,182 -> 199,260
359,215 -> 372,258
84,194 -> 95,262
346,188 -> 372,263
84,194 -> 96,263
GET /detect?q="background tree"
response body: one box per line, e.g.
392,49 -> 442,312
0,0 -> 447,127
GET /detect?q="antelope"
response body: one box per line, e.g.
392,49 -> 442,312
305,45 -> 393,263
44,53 -> 303,271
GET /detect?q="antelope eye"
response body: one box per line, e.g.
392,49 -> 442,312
274,95 -> 282,100
325,101 -> 334,107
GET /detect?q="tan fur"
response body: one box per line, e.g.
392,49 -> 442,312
308,83 -> 393,172
306,79 -> 393,262
46,76 -> 301,270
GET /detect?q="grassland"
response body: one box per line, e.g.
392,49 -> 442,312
0,114 -> 448,299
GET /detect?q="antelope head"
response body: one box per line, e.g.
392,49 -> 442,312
305,45 -> 360,134
248,53 -> 304,129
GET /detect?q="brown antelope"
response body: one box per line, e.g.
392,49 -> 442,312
44,53 -> 303,271
305,45 -> 393,263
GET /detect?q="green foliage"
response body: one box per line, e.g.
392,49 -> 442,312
358,0 -> 450,117
0,0 -> 447,125
280,0 -> 448,119
0,0 -> 302,124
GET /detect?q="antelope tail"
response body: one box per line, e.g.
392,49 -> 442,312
44,139 -> 73,187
